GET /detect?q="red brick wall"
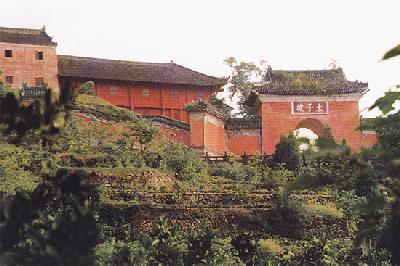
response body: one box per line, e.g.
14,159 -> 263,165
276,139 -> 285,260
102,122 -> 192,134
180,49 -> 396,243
64,77 -> 218,123
189,112 -> 205,150
361,131 -> 378,148
204,114 -> 226,155
188,111 -> 226,155
0,42 -> 59,91
227,129 -> 261,156
153,122 -> 190,146
261,99 -> 363,153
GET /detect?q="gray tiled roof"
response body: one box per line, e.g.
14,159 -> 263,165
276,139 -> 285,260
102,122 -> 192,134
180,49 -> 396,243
58,55 -> 227,87
255,68 -> 368,95
0,27 -> 57,46
225,118 -> 261,130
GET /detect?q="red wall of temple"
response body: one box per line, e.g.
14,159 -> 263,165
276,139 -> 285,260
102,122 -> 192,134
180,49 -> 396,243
0,42 -> 59,91
204,116 -> 226,155
361,131 -> 378,148
153,122 -> 190,146
66,78 -> 216,123
261,100 -> 363,154
226,129 -> 261,156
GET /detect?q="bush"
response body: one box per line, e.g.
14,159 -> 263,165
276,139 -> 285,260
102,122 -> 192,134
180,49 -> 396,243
1,170 -> 100,265
231,232 -> 259,264
160,141 -> 204,181
208,162 -> 259,182
355,163 -> 377,198
264,195 -> 305,239
95,239 -> 150,266
271,132 -> 300,171
287,153 -> 365,192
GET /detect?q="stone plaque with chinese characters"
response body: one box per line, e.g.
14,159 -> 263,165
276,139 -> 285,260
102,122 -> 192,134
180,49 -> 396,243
292,101 -> 328,114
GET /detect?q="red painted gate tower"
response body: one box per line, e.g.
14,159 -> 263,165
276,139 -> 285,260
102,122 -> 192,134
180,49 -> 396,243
253,67 -> 370,153
186,67 -> 377,156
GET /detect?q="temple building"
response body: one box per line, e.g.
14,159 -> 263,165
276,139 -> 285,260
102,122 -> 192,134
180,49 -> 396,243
0,26 -> 377,155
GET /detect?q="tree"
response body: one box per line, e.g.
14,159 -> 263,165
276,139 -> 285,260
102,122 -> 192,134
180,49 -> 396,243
224,57 -> 265,117
208,94 -> 233,117
148,216 -> 183,265
272,132 -> 300,171
0,170 -> 100,265
127,117 -> 159,156
315,126 -> 337,150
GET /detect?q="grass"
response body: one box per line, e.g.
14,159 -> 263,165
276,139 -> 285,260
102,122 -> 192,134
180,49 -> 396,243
74,94 -> 138,119
259,239 -> 284,255
303,202 -> 344,218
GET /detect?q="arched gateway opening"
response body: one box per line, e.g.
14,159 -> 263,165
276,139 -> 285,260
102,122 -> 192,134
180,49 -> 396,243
294,118 -> 324,151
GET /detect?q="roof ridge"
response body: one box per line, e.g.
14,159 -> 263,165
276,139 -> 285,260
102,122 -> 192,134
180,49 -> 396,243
0,26 -> 44,34
58,54 -> 173,66
173,63 -> 227,82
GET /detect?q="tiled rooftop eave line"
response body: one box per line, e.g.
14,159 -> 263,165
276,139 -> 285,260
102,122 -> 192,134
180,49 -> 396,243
66,104 -> 190,131
142,115 -> 190,131
225,118 -> 262,130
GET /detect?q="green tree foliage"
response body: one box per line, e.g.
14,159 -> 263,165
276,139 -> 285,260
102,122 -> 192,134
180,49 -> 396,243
224,57 -> 264,117
208,94 -> 233,117
0,90 -> 59,143
0,143 -> 41,194
126,117 -> 159,156
383,43 -> 400,60
185,226 -> 216,265
264,194 -> 305,239
272,132 -> 300,171
148,216 -> 183,265
160,141 -> 204,181
231,232 -> 259,265
315,126 -> 337,150
0,170 -> 100,265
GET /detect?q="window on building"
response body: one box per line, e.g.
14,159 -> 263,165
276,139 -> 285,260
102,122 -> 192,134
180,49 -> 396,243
143,88 -> 150,97
171,89 -> 179,100
35,51 -> 44,60
4,50 -> 12,58
197,91 -> 206,100
5,76 -> 13,84
110,86 -> 118,95
35,77 -> 44,86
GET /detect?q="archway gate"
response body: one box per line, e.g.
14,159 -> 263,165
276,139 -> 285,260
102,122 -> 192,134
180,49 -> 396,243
253,68 -> 369,154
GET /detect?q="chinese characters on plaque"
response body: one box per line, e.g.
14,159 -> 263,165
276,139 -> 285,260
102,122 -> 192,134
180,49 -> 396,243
293,101 -> 328,114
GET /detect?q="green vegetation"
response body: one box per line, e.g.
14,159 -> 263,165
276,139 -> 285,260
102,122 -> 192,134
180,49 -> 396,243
2,44 -> 400,265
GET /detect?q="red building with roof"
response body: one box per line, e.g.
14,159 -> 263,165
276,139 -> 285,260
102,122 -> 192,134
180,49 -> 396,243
57,55 -> 225,122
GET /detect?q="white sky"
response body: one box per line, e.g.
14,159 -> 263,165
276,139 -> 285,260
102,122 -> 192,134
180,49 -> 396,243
2,0 -> 400,117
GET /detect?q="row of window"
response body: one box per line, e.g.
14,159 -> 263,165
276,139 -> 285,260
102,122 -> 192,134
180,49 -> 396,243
4,50 -> 44,60
140,88 -> 205,99
3,76 -> 44,86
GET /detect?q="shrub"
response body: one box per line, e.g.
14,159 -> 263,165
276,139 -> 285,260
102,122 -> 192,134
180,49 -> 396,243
1,170 -> 100,265
185,226 -> 215,265
95,239 -> 150,266
287,153 -> 365,192
264,195 -> 305,239
160,141 -> 204,181
355,163 -> 377,198
148,216 -> 183,265
315,126 -> 337,150
231,232 -> 259,265
208,162 -> 259,182
271,132 -> 300,171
